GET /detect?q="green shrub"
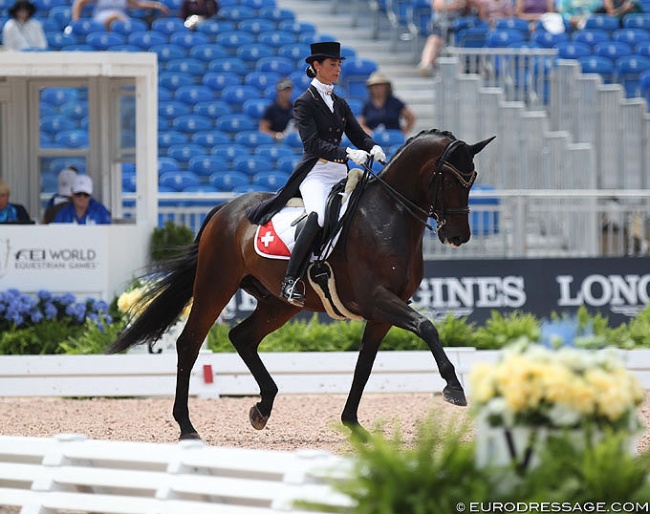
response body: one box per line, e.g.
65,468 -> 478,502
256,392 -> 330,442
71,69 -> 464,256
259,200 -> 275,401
473,310 -> 540,350
150,220 -> 195,262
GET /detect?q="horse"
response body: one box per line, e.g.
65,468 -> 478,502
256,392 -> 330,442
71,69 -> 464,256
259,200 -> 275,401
107,129 -> 495,440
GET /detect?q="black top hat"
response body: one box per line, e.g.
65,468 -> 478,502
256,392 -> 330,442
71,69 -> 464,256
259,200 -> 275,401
305,41 -> 346,64
9,0 -> 36,17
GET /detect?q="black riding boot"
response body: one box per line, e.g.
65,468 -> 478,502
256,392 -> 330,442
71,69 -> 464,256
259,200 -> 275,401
281,212 -> 320,307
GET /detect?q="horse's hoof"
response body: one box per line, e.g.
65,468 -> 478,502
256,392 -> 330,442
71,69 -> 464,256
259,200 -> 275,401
179,431 -> 202,441
443,385 -> 468,407
249,404 -> 269,430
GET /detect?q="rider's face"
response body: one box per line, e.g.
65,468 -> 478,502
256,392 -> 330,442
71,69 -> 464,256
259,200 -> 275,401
315,58 -> 342,85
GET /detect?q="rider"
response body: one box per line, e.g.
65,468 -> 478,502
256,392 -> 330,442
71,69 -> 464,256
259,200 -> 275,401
247,41 -> 386,307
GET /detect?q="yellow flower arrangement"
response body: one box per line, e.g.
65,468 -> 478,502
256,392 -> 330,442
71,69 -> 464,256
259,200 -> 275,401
469,342 -> 645,432
117,283 -> 192,321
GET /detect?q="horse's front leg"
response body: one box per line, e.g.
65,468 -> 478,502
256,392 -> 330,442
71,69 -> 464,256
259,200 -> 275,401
366,289 -> 467,407
229,296 -> 300,430
341,321 -> 391,430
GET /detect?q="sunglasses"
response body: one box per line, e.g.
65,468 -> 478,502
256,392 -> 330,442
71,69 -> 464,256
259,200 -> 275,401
73,192 -> 90,198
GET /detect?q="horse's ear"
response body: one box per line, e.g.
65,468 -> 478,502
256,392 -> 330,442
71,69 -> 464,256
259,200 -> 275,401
469,136 -> 496,156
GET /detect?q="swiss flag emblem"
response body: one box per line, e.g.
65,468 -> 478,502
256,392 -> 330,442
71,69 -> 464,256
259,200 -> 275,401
256,220 -> 291,257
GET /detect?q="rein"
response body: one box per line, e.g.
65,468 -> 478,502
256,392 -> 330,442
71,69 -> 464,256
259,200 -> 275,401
361,139 -> 476,234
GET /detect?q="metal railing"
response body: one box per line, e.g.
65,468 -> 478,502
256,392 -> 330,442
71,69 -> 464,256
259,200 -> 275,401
121,189 -> 650,259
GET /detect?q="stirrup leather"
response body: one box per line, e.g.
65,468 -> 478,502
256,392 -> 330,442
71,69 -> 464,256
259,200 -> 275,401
280,277 -> 305,307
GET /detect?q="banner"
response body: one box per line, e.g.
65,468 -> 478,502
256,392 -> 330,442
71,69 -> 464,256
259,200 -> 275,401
220,257 -> 650,326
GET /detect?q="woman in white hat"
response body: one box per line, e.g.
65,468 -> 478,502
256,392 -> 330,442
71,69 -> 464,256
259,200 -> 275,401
359,71 -> 416,136
51,175 -> 112,225
2,0 -> 47,51
247,41 -> 387,307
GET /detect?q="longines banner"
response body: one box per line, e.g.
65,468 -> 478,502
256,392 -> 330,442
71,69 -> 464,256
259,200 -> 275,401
220,257 -> 650,326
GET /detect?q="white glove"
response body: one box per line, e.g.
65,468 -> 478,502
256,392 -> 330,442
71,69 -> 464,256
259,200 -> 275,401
346,147 -> 369,166
370,145 -> 386,163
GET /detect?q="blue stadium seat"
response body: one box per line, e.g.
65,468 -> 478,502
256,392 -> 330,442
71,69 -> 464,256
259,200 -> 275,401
288,70 -> 311,91
244,71 -> 281,92
202,71 -> 242,92
40,115 -> 76,134
533,30 -> 569,48
299,32 -> 336,44
61,43 -> 94,51
160,0 -> 182,14
578,55 -> 615,82
189,43 -> 228,62
59,101 -> 88,120
616,54 -> 650,97
169,31 -> 208,49
623,13 -> 650,31
196,19 -> 235,38
219,4 -> 257,21
255,56 -> 294,75
593,41 -> 633,60
612,27 -> 650,46
159,100 -> 192,120
242,0 -> 276,11
279,20 -> 316,36
86,31 -> 125,50
122,173 -> 136,192
282,131 -> 302,150
556,41 -> 591,59
150,43 -> 187,63
236,43 -> 275,65
209,171 -> 250,191
191,130 -> 231,148
166,58 -> 205,76
207,57 -> 248,74
233,155 -> 271,175
172,114 -> 213,132
188,155 -> 230,176
276,154 -> 300,173
54,129 -> 89,148
158,130 -> 189,148
109,43 -> 142,52
167,143 -> 206,163
259,6 -> 294,22
48,5 -> 71,28
70,19 -> 104,36
242,98 -> 269,119
158,156 -> 181,173
456,25 -> 489,47
215,113 -> 256,132
111,18 -> 148,35
255,144 -> 296,162
636,40 -> 650,57
485,29 -> 526,48
151,17 -> 186,35
221,85 -> 261,110
216,30 -> 255,52
572,28 -> 610,48
372,129 -> 405,147
45,32 -> 76,50
584,15 -> 619,33
238,18 -> 275,35
234,130 -> 275,147
193,100 -> 231,118
128,30 -> 167,49
257,30 -> 296,48
39,102 -> 57,117
159,171 -> 201,191
175,84 -> 215,105
48,156 -> 86,174
211,143 -> 250,164
494,17 -> 530,35
41,171 -> 58,191
42,19 -> 61,32
252,171 -> 289,191
277,42 -> 310,64
159,71 -> 195,90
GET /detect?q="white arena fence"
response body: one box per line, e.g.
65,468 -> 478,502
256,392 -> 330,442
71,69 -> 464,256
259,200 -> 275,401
0,433 -> 351,514
1,348 -> 649,399
123,189 -> 650,259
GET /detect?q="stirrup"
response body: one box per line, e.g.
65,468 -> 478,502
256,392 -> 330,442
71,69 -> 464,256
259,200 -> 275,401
280,277 -> 305,307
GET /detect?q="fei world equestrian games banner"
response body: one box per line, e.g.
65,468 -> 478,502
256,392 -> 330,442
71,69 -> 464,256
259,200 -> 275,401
220,257 -> 650,326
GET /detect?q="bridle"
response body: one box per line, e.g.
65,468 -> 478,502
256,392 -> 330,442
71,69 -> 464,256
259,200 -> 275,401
362,138 -> 477,234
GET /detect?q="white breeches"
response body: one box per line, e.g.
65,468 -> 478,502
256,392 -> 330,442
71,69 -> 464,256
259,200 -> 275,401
299,160 -> 347,227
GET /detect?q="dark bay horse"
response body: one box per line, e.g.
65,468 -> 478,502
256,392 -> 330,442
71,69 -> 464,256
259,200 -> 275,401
107,129 -> 495,440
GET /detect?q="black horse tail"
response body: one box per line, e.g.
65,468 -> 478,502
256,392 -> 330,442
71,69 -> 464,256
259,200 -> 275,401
106,204 -> 225,354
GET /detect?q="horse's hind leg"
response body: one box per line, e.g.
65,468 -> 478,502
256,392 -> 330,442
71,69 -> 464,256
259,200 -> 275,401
341,321 -> 391,430
228,296 -> 299,430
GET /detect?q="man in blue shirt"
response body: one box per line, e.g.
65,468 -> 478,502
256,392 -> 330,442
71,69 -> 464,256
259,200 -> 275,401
259,78 -> 295,141
51,175 -> 111,225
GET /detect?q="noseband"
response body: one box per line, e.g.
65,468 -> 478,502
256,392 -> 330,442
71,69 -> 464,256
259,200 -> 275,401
428,139 -> 478,232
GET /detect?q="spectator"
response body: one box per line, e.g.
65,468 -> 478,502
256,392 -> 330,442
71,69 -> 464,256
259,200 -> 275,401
246,41 -> 386,307
595,0 -> 641,26
516,0 -> 556,29
51,175 -> 112,225
478,0 -> 515,26
71,0 -> 169,32
1,0 -> 47,51
180,0 -> 218,30
259,78 -> 295,142
0,179 -> 32,224
359,72 -> 416,136
558,0 -> 601,29
42,167 -> 79,224
417,0 -> 470,76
